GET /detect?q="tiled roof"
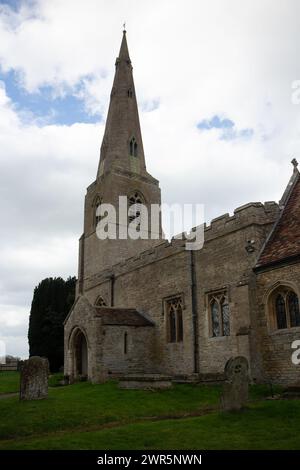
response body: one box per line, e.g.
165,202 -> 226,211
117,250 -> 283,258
256,171 -> 300,269
94,307 -> 154,327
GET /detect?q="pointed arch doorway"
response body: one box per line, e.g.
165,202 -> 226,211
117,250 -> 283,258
72,328 -> 88,379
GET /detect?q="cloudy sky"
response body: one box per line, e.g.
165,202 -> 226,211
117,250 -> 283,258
1,0 -> 300,358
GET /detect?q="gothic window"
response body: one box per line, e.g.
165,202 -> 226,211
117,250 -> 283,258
288,292 -> 300,327
127,88 -> 133,98
275,294 -> 287,329
271,287 -> 300,330
221,297 -> 230,336
211,299 -> 220,337
209,291 -> 230,337
166,296 -> 184,343
129,137 -> 138,157
95,296 -> 107,307
128,191 -> 144,229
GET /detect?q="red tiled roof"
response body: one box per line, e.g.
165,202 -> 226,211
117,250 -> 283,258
94,307 -> 154,327
256,171 -> 300,268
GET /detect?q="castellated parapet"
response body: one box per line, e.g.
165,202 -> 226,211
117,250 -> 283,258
83,201 -> 279,293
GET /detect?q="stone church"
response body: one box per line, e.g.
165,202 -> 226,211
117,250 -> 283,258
64,31 -> 300,386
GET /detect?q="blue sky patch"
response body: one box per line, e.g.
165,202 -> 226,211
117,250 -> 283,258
1,70 -> 102,126
197,115 -> 234,130
0,0 -> 22,11
197,114 -> 253,141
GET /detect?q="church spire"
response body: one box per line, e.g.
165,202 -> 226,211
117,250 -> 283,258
97,30 -> 146,178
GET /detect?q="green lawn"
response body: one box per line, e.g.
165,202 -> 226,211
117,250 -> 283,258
1,401 -> 299,450
0,372 -> 298,450
0,372 -> 20,394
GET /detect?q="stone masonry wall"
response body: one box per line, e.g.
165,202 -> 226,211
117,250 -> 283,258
80,201 -> 279,379
101,326 -> 156,378
255,263 -> 300,385
195,202 -> 278,376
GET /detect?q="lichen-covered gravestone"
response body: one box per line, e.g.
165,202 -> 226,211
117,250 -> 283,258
19,356 -> 49,401
221,356 -> 249,411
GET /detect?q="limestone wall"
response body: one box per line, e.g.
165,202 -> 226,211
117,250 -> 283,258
79,201 -> 279,379
101,326 -> 156,378
255,263 -> 300,385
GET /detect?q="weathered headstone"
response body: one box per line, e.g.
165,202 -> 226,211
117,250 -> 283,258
19,356 -> 49,401
221,356 -> 249,411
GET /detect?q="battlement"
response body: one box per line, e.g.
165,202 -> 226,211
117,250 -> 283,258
203,201 -> 278,240
83,200 -> 279,291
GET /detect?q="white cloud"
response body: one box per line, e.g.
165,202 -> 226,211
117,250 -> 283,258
0,79 -> 104,357
1,0 -> 300,356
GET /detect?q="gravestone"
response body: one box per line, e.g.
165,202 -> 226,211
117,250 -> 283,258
19,356 -> 49,401
221,356 -> 249,411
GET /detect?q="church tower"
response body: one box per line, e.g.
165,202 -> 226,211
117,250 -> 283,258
77,30 -> 162,293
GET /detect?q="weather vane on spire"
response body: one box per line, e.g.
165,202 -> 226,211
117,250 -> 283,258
123,22 -> 126,32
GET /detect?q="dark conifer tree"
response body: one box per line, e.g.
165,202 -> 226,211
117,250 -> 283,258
28,276 -> 76,371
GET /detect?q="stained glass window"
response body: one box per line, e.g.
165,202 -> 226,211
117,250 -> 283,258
166,297 -> 184,343
209,292 -> 230,338
221,297 -> 230,336
211,300 -> 220,337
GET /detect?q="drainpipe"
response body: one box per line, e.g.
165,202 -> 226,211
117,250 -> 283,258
190,250 -> 199,374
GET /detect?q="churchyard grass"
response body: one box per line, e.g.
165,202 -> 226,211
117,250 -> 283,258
0,372 -> 20,394
0,372 -> 296,450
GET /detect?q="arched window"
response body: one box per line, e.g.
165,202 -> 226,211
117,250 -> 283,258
127,88 -> 133,98
129,137 -> 138,157
177,304 -> 183,342
211,300 -> 220,337
166,296 -> 184,343
275,294 -> 287,329
95,296 -> 107,307
128,191 -> 144,229
271,287 -> 300,330
221,296 -> 230,336
288,292 -> 300,327
209,291 -> 230,337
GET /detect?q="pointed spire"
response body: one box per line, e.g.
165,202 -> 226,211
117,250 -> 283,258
118,29 -> 130,61
97,31 -> 147,178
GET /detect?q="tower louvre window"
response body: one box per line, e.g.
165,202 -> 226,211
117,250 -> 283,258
95,296 -> 107,307
128,192 -> 144,229
129,137 -> 138,157
94,196 -> 103,229
127,88 -> 133,98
